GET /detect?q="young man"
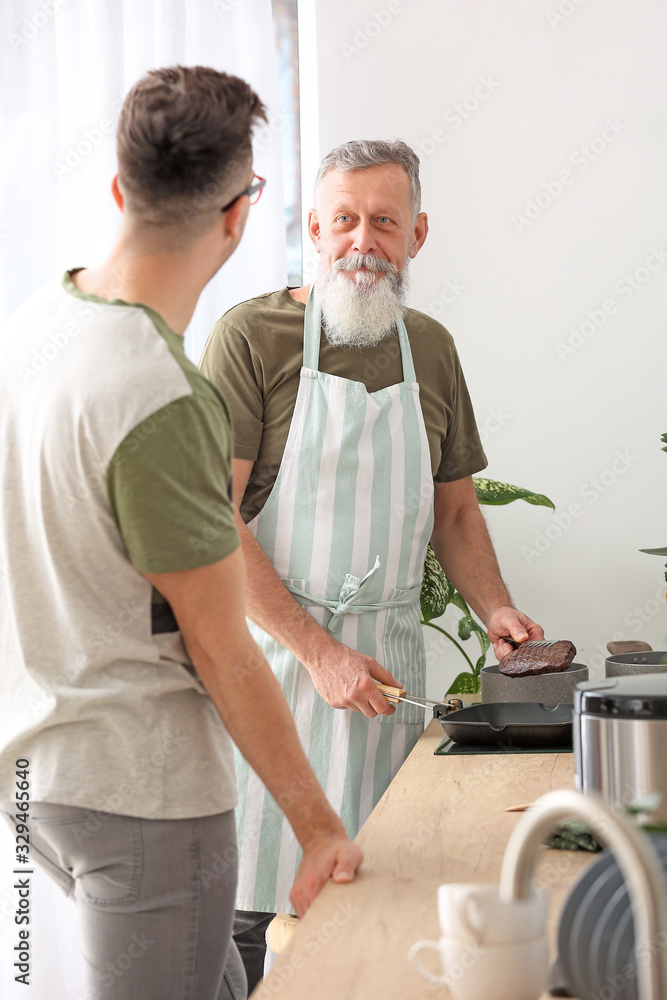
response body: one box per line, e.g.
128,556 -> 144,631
0,67 -> 361,1000
201,139 -> 544,987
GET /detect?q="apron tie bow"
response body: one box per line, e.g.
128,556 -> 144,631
284,556 -> 421,633
327,557 -> 381,633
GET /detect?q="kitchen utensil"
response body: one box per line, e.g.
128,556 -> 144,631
499,637 -> 562,650
375,681 -> 461,712
607,640 -> 653,656
433,701 -> 572,748
481,662 -> 588,707
574,674 -> 667,824
605,650 -> 667,678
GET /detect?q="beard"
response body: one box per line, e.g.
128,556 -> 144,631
315,254 -> 409,348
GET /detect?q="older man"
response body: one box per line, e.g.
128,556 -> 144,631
200,139 -> 542,986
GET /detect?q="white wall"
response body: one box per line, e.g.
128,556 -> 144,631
309,0 -> 667,695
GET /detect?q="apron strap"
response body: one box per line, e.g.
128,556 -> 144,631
303,285 -> 417,382
284,556 -> 421,633
303,286 -> 322,370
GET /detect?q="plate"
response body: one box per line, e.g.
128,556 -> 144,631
558,849 -> 616,995
605,894 -> 635,1000
604,837 -> 667,1000
589,877 -> 633,997
558,834 -> 667,1000
569,855 -> 623,998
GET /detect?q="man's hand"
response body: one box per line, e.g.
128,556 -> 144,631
231,458 -> 399,718
143,551 -> 365,911
486,607 -> 545,661
306,641 -> 399,718
290,829 -> 363,917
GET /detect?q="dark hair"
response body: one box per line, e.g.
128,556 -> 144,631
116,65 -> 266,231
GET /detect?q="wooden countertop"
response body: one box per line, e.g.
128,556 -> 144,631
251,719 -> 592,999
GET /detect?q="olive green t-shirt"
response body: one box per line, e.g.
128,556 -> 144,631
200,288 -> 487,522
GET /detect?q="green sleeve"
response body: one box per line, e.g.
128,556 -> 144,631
199,318 -> 264,462
106,395 -> 239,573
436,346 -> 488,482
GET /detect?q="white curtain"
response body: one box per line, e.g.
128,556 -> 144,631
0,0 -> 287,362
0,3 -> 286,997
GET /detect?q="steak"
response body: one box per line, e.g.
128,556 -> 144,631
498,640 -> 577,677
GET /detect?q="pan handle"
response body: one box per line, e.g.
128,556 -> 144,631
432,697 -> 463,719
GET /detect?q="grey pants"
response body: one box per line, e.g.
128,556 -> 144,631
1,802 -> 247,1000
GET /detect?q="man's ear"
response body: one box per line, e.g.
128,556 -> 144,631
307,209 -> 321,251
111,174 -> 124,211
409,212 -> 428,259
222,197 -> 247,242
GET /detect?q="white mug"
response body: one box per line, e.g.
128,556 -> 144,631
438,882 -> 548,944
409,934 -> 549,1000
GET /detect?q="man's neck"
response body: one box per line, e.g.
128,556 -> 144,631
72,231 -> 223,335
288,284 -> 311,304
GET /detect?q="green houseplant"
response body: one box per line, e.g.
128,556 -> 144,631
639,433 -> 667,586
420,478 -> 555,695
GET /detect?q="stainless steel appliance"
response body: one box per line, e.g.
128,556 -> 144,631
574,673 -> 667,824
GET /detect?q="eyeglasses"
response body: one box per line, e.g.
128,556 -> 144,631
221,174 -> 266,213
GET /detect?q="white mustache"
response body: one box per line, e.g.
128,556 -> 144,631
333,254 -> 398,275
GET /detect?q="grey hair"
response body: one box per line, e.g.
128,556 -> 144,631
314,139 -> 421,219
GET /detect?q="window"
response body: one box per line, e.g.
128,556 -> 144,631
272,0 -> 302,286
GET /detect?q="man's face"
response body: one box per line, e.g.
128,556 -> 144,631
309,163 -> 427,279
308,164 -> 428,347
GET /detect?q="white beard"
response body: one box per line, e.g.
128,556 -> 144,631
315,254 -> 409,348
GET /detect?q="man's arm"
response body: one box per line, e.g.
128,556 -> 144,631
232,458 -> 399,718
429,477 -> 544,659
143,547 -> 362,917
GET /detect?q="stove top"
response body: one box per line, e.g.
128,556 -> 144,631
434,735 -> 573,755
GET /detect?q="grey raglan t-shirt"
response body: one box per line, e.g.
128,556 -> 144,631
0,273 -> 239,819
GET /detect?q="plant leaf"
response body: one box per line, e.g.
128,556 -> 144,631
457,616 -> 491,671
446,671 -> 481,695
420,544 -> 453,623
474,651 -> 488,674
475,629 -> 491,658
639,547 -> 667,556
458,615 -> 485,641
450,590 -> 471,615
625,792 -> 662,815
473,477 -> 555,510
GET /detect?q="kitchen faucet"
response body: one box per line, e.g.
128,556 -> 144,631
500,789 -> 667,1000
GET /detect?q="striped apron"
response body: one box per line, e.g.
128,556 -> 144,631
234,287 -> 434,913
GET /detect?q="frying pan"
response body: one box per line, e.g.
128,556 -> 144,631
433,701 -> 573,748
